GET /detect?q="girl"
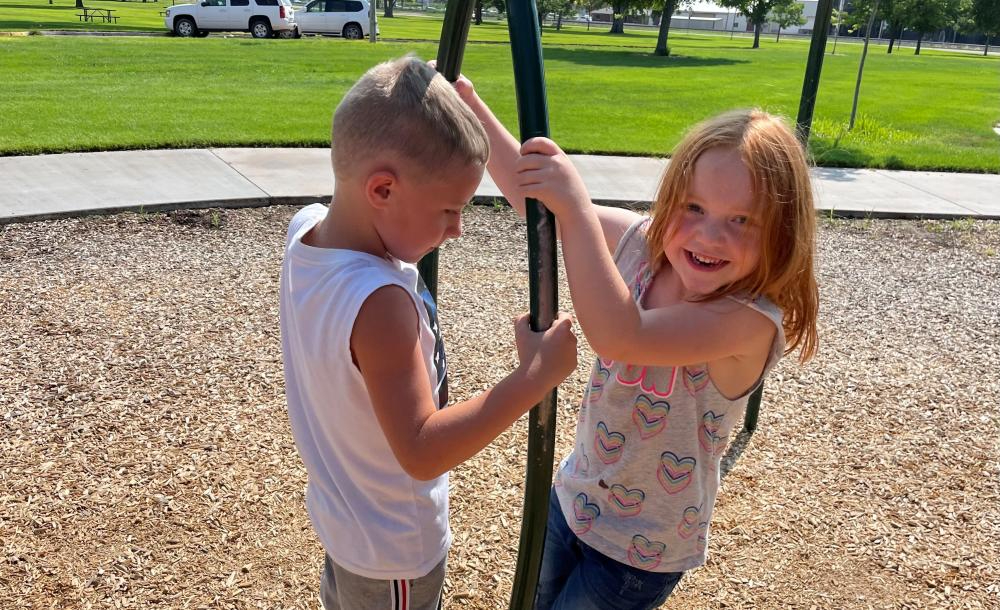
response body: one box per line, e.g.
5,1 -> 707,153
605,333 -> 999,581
460,80 -> 819,609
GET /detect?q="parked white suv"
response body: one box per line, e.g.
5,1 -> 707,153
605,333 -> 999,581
295,0 -> 374,39
165,0 -> 297,38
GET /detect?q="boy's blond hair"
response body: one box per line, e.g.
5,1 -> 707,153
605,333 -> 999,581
645,109 -> 819,363
332,55 -> 489,177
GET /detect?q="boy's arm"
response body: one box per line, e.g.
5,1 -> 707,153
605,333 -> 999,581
458,84 -> 640,254
352,285 -> 576,481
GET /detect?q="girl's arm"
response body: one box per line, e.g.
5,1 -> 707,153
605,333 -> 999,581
456,81 -> 640,254
351,285 -> 577,481
517,138 -> 775,368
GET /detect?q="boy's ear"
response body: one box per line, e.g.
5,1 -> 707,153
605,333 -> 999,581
365,170 -> 398,211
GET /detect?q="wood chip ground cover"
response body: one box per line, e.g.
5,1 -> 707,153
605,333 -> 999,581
1,206 -> 998,609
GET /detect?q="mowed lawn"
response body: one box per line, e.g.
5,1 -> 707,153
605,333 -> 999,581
0,3 -> 997,171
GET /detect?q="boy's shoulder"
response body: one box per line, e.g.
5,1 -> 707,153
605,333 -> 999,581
286,203 -> 328,246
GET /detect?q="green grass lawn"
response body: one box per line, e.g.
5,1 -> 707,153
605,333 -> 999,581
0,2 -> 997,172
0,0 -> 168,31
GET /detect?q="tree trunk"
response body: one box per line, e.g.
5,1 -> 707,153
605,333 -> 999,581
887,23 -> 900,53
76,0 -> 84,7
850,0 -> 879,130
986,34 -> 991,56
383,0 -> 395,18
610,0 -> 626,33
752,22 -> 761,48
474,0 -> 482,25
914,33 -> 922,55
776,28 -> 781,42
654,0 -> 677,56
556,13 -> 562,30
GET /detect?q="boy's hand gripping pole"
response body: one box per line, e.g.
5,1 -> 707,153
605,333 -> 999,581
505,2 -> 559,608
418,0 -> 476,302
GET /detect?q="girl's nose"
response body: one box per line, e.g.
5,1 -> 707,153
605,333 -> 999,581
697,218 -> 726,245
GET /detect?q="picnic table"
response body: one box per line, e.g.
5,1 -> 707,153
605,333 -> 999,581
77,7 -> 119,22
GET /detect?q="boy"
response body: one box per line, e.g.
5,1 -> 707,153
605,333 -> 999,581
279,56 -> 578,610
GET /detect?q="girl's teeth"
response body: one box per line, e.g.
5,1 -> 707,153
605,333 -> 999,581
693,253 -> 723,264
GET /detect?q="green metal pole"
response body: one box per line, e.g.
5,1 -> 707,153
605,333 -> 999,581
505,1 -> 559,608
743,384 -> 763,433
796,0 -> 835,143
417,0 -> 476,302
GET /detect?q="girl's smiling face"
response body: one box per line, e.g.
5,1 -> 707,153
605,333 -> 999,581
662,146 -> 761,299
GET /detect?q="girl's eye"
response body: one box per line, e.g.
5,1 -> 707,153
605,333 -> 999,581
732,216 -> 749,225
684,203 -> 702,214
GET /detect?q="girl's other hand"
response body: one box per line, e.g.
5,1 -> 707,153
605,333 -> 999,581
516,137 -> 591,218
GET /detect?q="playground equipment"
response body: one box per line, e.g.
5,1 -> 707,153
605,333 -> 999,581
419,0 -> 835,604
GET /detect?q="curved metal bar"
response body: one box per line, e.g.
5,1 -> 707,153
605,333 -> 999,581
505,2 -> 559,608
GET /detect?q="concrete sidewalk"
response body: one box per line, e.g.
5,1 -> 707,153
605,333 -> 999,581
1,148 -> 998,224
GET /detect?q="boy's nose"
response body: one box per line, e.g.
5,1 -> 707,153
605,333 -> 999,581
446,216 -> 462,240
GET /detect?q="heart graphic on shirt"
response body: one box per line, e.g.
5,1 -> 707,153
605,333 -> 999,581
608,484 -> 645,517
632,395 -> 670,439
594,421 -> 626,464
657,451 -> 696,494
627,534 -> 666,570
683,366 -> 710,395
677,505 -> 702,539
571,493 -> 601,535
699,411 -> 727,457
587,362 -> 611,403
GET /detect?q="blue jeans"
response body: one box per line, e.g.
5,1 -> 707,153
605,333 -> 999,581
534,488 -> 683,610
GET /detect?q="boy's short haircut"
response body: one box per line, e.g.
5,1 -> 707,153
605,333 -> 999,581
332,55 -> 489,177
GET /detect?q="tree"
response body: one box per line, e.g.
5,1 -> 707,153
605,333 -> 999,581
717,0 -> 782,48
383,0 -> 396,18
538,0 -> 578,29
606,0 -> 653,34
850,0 -> 905,53
654,0 -> 688,55
769,0 -> 805,42
950,0 -> 977,41
896,0 -> 961,54
973,0 -> 1000,55
474,0 -> 483,25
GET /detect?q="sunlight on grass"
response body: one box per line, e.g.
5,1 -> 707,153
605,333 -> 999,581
813,115 -> 919,146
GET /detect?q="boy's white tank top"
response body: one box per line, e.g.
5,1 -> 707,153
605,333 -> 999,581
280,204 -> 450,580
554,217 -> 785,573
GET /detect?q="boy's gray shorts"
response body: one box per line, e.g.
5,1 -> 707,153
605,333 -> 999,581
320,554 -> 446,610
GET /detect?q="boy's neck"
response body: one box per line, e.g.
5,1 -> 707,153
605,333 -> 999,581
304,194 -> 390,260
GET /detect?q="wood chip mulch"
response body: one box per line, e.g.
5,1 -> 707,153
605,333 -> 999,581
1,205 -> 998,609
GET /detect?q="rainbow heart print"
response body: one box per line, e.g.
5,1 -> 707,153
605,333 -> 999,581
632,395 -> 670,439
657,451 -> 696,494
571,492 -> 601,535
627,534 -> 666,570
